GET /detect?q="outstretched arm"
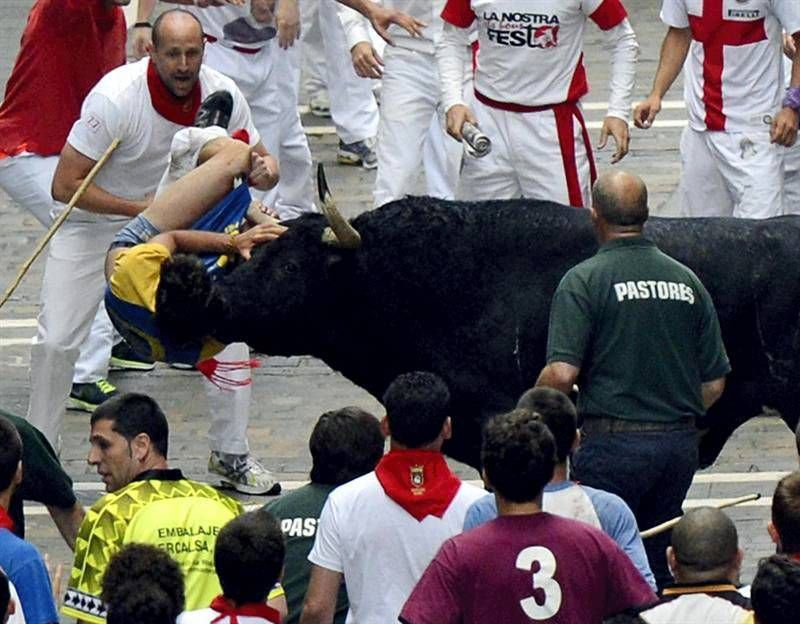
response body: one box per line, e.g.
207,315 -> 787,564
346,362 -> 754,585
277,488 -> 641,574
336,0 -> 425,45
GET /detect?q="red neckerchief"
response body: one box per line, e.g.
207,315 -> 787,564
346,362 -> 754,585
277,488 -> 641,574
0,507 -> 14,532
375,449 -> 461,522
146,60 -> 201,125
209,595 -> 281,624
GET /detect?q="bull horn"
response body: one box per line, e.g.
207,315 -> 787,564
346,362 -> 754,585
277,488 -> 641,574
317,164 -> 361,249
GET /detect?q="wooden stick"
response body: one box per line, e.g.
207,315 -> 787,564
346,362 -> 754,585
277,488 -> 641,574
640,493 -> 761,539
0,138 -> 121,309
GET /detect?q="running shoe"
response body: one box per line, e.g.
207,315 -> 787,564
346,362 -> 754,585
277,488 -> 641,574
67,379 -> 119,412
208,451 -> 281,495
195,91 -> 233,129
109,341 -> 156,372
337,137 -> 378,170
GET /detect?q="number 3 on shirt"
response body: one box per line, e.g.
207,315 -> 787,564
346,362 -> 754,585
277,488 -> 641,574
515,546 -> 563,620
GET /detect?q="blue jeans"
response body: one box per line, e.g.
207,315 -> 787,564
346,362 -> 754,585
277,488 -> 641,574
572,427 -> 699,589
109,214 -> 160,249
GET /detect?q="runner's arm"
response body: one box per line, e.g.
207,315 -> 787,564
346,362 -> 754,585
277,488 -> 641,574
633,27 -> 691,128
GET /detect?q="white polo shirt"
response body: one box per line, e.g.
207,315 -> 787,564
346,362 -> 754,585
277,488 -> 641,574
661,0 -> 800,132
66,58 -> 258,220
308,472 -> 484,624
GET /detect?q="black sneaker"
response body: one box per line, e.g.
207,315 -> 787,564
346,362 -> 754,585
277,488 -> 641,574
67,380 -> 119,412
195,90 -> 234,129
109,341 -> 156,372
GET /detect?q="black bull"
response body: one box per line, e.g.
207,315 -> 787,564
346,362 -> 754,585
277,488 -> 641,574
213,196 -> 800,469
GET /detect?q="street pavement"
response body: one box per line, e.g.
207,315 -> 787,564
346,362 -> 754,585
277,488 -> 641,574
0,0 -> 797,613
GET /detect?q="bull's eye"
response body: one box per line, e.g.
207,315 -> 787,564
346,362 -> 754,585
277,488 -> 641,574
282,262 -> 298,275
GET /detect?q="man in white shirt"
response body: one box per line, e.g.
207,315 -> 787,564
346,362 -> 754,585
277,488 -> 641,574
36,9 -> 280,494
437,0 -> 638,207
299,372 -> 484,624
634,0 -> 800,218
339,0 -> 468,207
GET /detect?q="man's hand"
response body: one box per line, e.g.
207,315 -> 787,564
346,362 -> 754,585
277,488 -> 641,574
197,0 -> 245,7
784,32 -> 797,61
598,116 -> 630,163
771,107 -> 799,146
633,94 -> 662,129
131,26 -> 152,60
234,222 -> 287,259
350,42 -> 383,78
275,0 -> 300,49
248,152 -> 279,190
367,5 -> 425,46
446,104 -> 478,141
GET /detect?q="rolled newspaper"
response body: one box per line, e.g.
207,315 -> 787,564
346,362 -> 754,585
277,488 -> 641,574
462,122 -> 492,158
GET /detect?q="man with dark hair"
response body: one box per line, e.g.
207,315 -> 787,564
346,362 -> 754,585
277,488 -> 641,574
102,544 -> 185,624
300,372 -> 484,624
400,409 -> 656,624
62,392 -> 246,623
536,170 -> 730,588
751,555 -> 800,624
264,406 -> 384,624
768,471 -> 800,556
179,510 -> 286,624
0,417 -> 59,624
464,387 -> 655,589
634,508 -> 751,622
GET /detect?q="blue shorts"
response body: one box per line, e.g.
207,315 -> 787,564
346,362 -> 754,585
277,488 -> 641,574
109,214 -> 160,249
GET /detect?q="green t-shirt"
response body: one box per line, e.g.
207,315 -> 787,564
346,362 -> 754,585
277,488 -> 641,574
63,469 -> 242,623
0,409 -> 77,539
264,483 -> 347,624
546,236 -> 730,422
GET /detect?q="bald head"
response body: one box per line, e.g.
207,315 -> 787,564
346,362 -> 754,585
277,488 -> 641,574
670,508 -> 740,581
152,9 -> 204,51
591,170 -> 649,229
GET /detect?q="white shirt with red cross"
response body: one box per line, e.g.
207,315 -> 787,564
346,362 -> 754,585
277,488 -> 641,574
661,0 -> 800,132
440,0 -> 636,118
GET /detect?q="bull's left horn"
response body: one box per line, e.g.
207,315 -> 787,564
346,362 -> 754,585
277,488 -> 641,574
317,164 -> 362,249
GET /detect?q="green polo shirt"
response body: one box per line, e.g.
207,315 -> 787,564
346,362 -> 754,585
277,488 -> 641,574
546,236 -> 730,422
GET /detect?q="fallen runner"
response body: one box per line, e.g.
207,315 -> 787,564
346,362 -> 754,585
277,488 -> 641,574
104,130 -> 285,382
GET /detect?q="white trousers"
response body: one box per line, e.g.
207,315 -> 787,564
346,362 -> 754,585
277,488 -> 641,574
27,217 -> 123,445
458,96 -> 593,206
204,40 -> 315,218
784,142 -> 800,215
0,154 -> 115,385
679,126 -> 784,218
204,342 -> 251,455
373,47 -> 462,208
300,0 -> 379,143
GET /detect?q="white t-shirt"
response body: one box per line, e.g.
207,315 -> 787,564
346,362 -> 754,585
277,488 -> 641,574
189,4 -> 277,52
440,0 -> 635,112
66,58 -> 258,220
639,594 -> 751,624
661,0 -> 800,131
178,607 -> 279,624
308,471 -> 484,624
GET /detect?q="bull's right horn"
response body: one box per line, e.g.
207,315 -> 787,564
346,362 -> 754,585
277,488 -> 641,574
317,164 -> 362,249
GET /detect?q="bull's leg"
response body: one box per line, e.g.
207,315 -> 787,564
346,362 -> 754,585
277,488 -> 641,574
697,378 -> 764,468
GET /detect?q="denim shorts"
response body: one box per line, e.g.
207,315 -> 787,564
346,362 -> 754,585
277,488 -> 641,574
109,214 -> 161,249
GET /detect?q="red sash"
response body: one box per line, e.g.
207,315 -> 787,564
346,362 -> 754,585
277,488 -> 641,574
209,595 -> 281,624
0,507 -> 14,532
375,450 -> 461,522
146,60 -> 201,126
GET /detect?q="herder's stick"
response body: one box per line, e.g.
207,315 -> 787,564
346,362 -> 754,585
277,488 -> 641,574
640,493 -> 761,539
0,138 -> 121,309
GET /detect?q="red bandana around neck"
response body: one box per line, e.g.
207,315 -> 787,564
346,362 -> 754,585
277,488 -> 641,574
375,449 -> 462,522
0,507 -> 14,532
210,595 -> 281,624
146,60 -> 202,126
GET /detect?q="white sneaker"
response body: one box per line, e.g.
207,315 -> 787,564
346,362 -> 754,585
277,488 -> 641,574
308,93 -> 331,118
208,451 -> 281,495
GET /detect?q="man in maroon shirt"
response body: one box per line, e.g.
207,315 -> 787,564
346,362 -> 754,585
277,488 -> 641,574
400,409 -> 657,624
0,0 -> 135,415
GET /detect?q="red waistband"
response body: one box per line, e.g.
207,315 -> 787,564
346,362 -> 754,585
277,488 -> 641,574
474,89 -> 579,114
204,34 -> 261,55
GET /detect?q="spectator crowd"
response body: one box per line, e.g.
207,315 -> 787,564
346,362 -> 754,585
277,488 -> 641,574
1,0 -> 800,622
